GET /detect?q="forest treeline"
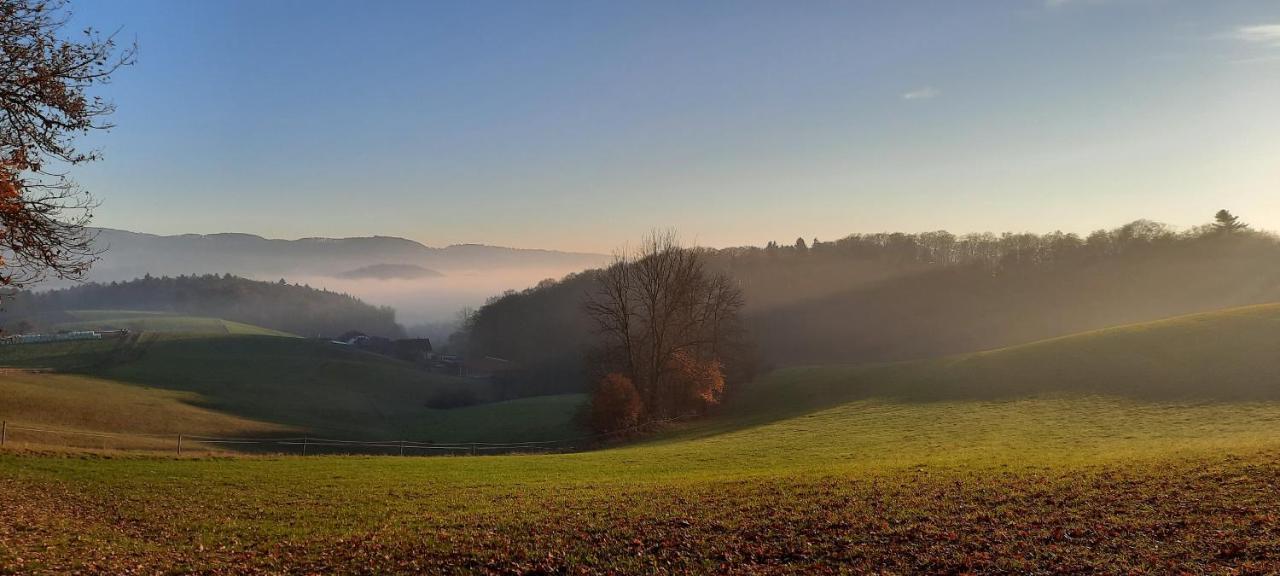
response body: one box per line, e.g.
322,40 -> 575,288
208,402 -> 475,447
0,274 -> 405,338
459,214 -> 1280,395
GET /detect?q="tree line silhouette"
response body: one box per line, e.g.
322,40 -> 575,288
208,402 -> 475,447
459,212 -> 1279,396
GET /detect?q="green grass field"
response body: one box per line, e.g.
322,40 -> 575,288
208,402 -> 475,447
52,309 -> 297,336
4,304 -> 1280,573
0,312 -> 588,448
0,370 -> 292,451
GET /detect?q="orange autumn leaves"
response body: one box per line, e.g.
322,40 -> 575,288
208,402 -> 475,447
0,0 -> 134,288
591,352 -> 725,434
669,350 -> 725,413
0,157 -> 28,282
589,373 -> 643,433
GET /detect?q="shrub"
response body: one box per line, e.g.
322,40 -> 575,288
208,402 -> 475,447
589,373 -> 642,433
668,351 -> 726,415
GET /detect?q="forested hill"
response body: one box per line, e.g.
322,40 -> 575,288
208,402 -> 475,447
80,228 -> 607,282
0,274 -> 405,338
460,217 -> 1280,394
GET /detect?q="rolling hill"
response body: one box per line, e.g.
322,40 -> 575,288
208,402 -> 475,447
52,310 -> 296,336
5,303 -> 1280,452
84,228 -> 608,280
6,304 -> 1280,572
461,224 -> 1280,396
0,314 -> 588,449
45,228 -> 613,323
611,302 -> 1280,470
1,276 -> 406,338
725,301 -> 1280,422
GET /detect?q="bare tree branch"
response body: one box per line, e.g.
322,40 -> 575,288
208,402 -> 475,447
0,0 -> 135,288
584,231 -> 745,420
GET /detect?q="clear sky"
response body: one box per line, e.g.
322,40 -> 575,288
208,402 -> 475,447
71,0 -> 1280,252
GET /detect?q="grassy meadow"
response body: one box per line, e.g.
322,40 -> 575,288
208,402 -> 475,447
54,309 -> 296,337
4,305 -> 1280,572
4,394 -> 1280,572
0,311 -> 587,448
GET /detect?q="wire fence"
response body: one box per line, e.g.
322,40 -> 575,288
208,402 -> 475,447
0,415 -> 691,457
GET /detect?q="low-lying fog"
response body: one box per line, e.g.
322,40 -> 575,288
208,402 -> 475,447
289,266 -> 584,325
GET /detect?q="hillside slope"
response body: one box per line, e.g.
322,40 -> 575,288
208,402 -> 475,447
0,324 -> 587,445
85,228 -> 608,279
729,302 -> 1280,422
462,225 -> 1280,393
52,310 -> 295,336
537,303 -> 1264,472
1,275 -> 405,338
4,303 -> 1277,455
7,307 -> 1280,573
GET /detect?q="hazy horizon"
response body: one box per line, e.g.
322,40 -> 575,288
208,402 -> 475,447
94,212 -> 1280,254
64,0 -> 1280,253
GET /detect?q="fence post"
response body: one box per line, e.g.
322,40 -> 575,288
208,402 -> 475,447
302,436 -> 309,456
470,442 -> 476,456
1,421 -> 6,447
399,439 -> 405,457
177,434 -> 183,456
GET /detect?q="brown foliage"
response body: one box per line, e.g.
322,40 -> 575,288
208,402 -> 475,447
668,350 -> 725,414
588,373 -> 642,433
0,0 -> 134,287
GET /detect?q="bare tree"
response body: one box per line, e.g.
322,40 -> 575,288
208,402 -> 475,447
585,231 -> 745,420
0,0 -> 135,288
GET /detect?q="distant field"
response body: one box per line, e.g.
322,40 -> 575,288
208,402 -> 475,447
5,304 -> 1280,572
52,309 -> 295,336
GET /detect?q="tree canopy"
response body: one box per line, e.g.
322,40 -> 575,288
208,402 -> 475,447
584,232 -> 746,424
1214,209 -> 1248,233
0,274 -> 405,338
458,213 -> 1280,395
0,0 -> 134,287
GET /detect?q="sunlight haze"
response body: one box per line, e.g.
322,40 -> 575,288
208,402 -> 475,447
69,0 -> 1280,252
8,2 -> 1280,573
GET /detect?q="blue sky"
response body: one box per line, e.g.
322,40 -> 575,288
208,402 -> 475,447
71,0 -> 1280,251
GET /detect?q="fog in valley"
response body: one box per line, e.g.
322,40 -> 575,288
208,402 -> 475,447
5,1 -> 1280,573
288,266 -> 593,325
38,228 -> 611,327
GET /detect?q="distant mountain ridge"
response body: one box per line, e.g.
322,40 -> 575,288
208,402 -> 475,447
75,228 -> 608,285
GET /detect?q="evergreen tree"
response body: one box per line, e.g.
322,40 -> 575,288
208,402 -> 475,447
1214,210 -> 1248,233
